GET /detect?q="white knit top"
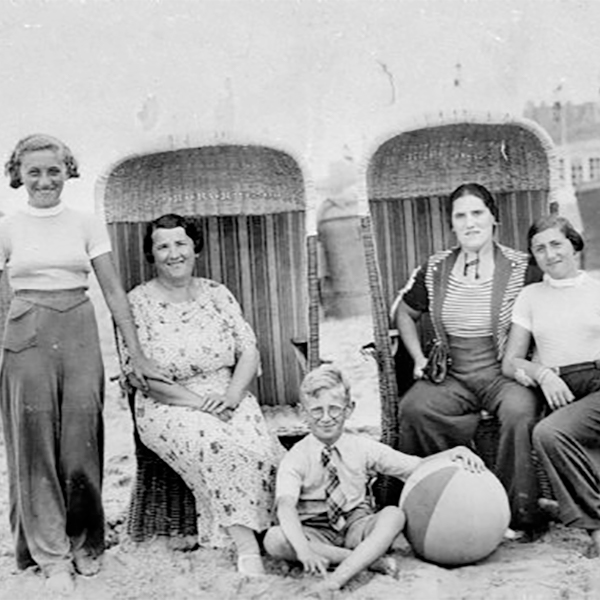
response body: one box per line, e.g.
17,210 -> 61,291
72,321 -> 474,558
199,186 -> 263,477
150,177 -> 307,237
512,272 -> 600,367
0,203 -> 111,290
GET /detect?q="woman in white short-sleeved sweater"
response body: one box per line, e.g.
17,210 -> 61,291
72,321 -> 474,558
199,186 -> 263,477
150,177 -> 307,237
0,134 -> 164,594
503,215 -> 600,555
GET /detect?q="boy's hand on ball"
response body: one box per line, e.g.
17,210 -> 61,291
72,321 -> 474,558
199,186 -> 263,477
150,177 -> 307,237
449,447 -> 485,473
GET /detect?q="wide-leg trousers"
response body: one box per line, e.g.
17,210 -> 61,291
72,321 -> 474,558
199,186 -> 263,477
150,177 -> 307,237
533,369 -> 600,530
0,290 -> 105,574
398,335 -> 545,530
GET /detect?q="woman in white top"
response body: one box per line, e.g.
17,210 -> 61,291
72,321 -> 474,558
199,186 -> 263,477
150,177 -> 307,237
503,214 -> 600,554
0,134 -> 165,593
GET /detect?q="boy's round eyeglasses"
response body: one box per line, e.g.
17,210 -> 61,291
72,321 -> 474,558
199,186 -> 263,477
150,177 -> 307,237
307,405 -> 346,421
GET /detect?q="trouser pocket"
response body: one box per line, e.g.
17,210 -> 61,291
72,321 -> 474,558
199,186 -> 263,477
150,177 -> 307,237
3,299 -> 37,353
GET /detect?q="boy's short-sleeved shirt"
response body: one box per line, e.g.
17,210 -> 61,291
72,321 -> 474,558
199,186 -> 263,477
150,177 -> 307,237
276,432 -> 421,520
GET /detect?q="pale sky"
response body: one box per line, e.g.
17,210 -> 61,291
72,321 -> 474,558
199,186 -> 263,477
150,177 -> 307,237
1,0 -> 599,211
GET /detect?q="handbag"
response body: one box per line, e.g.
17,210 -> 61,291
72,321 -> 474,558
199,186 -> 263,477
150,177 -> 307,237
423,340 -> 451,384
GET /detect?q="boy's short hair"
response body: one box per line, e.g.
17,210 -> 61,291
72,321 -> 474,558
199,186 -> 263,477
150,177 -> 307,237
300,364 -> 351,405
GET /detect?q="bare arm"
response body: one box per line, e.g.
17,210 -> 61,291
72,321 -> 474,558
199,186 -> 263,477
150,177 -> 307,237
130,340 -> 260,418
129,377 -> 218,412
128,375 -> 243,420
502,323 -> 574,410
92,253 -> 171,388
395,300 -> 427,379
224,345 -> 259,406
277,495 -> 328,576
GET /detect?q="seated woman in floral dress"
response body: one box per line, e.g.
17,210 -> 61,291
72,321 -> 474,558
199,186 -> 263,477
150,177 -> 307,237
118,213 -> 283,576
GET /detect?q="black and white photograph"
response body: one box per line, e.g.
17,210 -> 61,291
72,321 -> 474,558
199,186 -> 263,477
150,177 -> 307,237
0,1 -> 599,598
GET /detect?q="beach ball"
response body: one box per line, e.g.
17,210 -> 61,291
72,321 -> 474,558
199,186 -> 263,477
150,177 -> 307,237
399,453 -> 510,567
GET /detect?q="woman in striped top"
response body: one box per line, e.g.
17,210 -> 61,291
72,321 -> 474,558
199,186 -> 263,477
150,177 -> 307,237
392,182 -> 545,539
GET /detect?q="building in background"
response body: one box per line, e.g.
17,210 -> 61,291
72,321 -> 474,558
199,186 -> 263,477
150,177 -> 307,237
524,100 -> 600,188
525,100 -> 600,269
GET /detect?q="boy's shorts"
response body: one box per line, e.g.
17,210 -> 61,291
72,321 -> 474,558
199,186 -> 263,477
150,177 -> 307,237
300,502 -> 377,549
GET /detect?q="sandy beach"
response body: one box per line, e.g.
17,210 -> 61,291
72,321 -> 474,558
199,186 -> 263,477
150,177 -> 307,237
0,294 -> 598,600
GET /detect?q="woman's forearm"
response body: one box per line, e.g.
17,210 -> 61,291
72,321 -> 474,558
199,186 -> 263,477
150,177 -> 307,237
135,378 -> 204,409
107,288 -> 144,358
503,356 -> 548,383
226,346 -> 259,402
396,307 -> 426,365
92,253 -> 143,358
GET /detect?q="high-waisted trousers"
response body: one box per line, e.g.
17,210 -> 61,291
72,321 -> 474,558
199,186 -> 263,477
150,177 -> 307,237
398,335 -> 544,530
0,289 -> 105,574
533,368 -> 600,530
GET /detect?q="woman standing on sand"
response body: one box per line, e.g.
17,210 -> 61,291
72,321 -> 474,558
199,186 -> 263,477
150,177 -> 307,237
0,134 -> 164,594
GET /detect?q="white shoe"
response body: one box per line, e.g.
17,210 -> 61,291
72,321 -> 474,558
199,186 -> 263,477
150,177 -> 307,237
503,528 -> 525,541
237,553 -> 266,577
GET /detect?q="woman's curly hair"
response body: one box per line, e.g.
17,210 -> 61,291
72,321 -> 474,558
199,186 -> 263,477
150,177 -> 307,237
5,134 -> 79,189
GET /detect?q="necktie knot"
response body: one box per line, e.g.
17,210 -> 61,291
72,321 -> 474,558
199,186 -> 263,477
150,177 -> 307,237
322,445 -> 334,467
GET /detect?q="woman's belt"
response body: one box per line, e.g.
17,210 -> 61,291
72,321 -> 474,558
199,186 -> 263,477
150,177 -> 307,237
552,360 -> 600,376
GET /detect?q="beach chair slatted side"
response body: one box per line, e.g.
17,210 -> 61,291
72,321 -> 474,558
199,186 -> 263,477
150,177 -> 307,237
363,118 -> 555,502
101,144 -> 309,541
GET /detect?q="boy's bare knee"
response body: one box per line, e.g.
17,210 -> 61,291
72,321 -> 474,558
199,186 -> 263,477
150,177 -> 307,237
378,506 -> 406,533
263,526 -> 294,559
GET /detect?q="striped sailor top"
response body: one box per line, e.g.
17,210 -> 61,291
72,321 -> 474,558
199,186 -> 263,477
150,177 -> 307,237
441,273 -> 493,337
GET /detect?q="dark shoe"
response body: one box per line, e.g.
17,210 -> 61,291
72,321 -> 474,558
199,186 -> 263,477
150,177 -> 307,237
538,498 -> 561,522
505,521 -> 549,544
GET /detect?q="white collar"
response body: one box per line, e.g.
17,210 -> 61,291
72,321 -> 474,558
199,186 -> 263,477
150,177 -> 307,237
544,271 -> 586,288
22,202 -> 65,217
310,431 -> 348,452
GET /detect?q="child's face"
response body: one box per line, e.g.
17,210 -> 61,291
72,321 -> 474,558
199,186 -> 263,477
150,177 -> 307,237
302,387 -> 354,445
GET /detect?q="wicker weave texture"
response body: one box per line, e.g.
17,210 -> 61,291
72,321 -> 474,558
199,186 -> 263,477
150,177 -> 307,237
128,437 -> 198,542
368,123 -> 550,201
103,146 -> 305,223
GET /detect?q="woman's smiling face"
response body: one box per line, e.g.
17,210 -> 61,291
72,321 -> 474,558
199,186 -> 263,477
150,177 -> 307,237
151,227 -> 197,283
530,226 -> 579,280
19,149 -> 67,208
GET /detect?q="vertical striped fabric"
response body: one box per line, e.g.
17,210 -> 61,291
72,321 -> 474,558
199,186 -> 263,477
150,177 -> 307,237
368,190 -> 547,307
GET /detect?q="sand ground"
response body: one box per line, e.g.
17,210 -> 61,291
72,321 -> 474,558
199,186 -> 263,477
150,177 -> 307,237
0,292 -> 598,600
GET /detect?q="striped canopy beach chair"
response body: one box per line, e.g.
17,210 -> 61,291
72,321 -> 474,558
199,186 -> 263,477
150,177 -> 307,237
358,114 -> 558,502
97,140 -> 319,541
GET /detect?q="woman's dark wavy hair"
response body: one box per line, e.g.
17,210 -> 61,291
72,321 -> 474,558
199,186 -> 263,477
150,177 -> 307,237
527,214 -> 584,260
447,182 -> 499,224
5,134 -> 80,189
143,213 -> 204,264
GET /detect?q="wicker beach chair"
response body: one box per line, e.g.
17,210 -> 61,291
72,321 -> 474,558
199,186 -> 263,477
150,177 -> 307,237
358,114 -> 558,503
97,141 -> 319,542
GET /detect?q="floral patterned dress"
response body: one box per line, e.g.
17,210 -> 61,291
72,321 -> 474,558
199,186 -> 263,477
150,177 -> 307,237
121,278 -> 282,547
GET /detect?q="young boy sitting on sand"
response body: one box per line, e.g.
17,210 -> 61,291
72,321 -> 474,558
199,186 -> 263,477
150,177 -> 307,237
263,364 -> 483,595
